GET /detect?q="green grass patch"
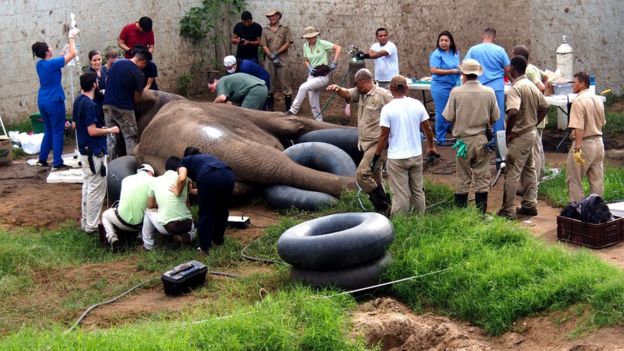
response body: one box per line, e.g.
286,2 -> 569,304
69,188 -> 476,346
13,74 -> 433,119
604,112 -> 624,135
0,288 -> 368,351
3,120 -> 33,134
386,209 -> 624,335
538,167 -> 624,207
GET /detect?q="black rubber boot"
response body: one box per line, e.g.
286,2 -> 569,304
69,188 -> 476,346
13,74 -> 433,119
284,95 -> 292,112
266,94 -> 275,111
369,186 -> 390,215
454,193 -> 468,208
475,192 -> 488,214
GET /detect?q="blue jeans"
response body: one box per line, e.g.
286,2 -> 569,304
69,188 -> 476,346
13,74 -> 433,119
431,82 -> 453,143
38,100 -> 66,167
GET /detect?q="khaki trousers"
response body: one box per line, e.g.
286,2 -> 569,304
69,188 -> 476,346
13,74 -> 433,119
264,60 -> 292,96
356,145 -> 386,194
80,155 -> 107,233
387,156 -> 425,216
103,104 -> 138,159
566,137 -> 604,202
501,129 -> 538,213
455,134 -> 490,194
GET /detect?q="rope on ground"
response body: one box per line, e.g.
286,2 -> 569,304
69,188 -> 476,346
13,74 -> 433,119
538,168 -> 561,184
241,238 -> 285,265
354,179 -> 371,212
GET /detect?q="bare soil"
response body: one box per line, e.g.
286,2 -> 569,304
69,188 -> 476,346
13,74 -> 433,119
1,103 -> 623,348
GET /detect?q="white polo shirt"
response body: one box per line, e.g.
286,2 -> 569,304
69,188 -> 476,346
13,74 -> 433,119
370,41 -> 399,82
380,97 -> 429,159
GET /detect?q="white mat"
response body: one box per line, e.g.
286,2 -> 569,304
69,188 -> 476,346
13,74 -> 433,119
608,202 -> 624,218
45,156 -> 83,184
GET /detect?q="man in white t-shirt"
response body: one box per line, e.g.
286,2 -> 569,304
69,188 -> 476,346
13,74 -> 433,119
358,28 -> 399,89
372,75 -> 437,216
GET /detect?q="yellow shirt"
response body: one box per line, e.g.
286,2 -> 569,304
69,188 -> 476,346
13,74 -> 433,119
347,85 -> 393,150
442,80 -> 499,138
506,75 -> 549,134
569,89 -> 606,138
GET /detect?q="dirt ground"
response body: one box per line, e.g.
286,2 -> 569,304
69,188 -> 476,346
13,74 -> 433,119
2,102 -> 624,349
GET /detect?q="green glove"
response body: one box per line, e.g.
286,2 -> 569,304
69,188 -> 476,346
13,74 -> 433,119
452,139 -> 467,159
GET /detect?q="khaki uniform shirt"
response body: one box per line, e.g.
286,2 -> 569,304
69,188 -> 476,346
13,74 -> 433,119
442,80 -> 499,138
569,89 -> 606,138
506,75 -> 549,134
526,64 -> 548,129
260,25 -> 293,57
347,85 -> 393,150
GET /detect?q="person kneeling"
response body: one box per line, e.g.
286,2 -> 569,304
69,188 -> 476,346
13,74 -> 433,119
142,157 -> 196,250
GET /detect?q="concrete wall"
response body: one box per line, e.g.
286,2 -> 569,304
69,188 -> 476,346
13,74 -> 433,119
1,0 -> 622,123
0,0 -> 204,124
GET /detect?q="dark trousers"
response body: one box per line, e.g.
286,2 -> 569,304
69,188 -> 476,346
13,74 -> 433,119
197,168 -> 235,251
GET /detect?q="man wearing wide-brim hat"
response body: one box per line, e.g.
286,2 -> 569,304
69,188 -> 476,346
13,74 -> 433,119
442,59 -> 500,214
286,26 -> 341,120
260,9 -> 293,111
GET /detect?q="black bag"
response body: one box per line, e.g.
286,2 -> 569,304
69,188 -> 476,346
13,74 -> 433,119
560,194 -> 613,224
312,64 -> 331,77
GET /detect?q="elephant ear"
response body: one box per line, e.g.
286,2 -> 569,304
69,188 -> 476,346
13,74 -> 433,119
135,90 -> 187,136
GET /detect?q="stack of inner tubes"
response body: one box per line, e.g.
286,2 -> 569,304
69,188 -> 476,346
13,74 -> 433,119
277,212 -> 394,290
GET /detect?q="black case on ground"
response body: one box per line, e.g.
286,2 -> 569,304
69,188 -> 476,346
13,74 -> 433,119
161,260 -> 208,296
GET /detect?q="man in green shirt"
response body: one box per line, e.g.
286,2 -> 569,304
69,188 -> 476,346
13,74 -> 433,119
142,157 -> 196,250
208,72 -> 268,110
101,163 -> 154,251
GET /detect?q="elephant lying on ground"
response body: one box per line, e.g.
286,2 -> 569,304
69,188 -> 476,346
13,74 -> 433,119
133,91 -> 356,197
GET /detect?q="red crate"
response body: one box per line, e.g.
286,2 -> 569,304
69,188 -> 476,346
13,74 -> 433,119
557,216 -> 624,249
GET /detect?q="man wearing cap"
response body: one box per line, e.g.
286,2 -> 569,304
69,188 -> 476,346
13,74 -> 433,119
223,55 -> 271,93
497,56 -> 549,219
287,26 -> 341,120
356,28 -> 399,89
372,75 -> 437,216
442,59 -> 499,213
566,71 -> 606,203
327,68 -> 392,213
465,28 -> 510,151
74,72 -> 120,235
118,16 -> 154,59
101,163 -> 155,251
260,9 -> 293,111
232,11 -> 263,64
208,72 -> 268,110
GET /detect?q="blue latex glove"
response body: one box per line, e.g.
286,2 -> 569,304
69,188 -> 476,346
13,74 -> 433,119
308,66 -> 316,75
486,138 -> 497,152
270,51 -> 278,60
452,139 -> 468,159
329,61 -> 337,70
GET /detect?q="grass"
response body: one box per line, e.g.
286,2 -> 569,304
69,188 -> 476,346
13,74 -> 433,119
538,167 -> 624,207
545,106 -> 623,136
0,288 -> 368,351
386,208 -> 624,335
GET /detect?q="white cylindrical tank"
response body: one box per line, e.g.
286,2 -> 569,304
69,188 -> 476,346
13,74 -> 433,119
556,35 -> 574,82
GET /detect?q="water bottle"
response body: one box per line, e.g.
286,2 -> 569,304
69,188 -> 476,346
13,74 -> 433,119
589,74 -> 596,95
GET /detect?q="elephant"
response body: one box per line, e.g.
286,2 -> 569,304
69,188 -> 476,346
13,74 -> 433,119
132,90 -> 356,198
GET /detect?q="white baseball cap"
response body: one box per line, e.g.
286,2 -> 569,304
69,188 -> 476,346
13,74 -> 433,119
223,55 -> 237,73
137,163 -> 154,174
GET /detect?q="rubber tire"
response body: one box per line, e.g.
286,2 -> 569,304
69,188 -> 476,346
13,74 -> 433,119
277,212 -> 394,269
283,142 -> 356,177
107,156 -> 137,204
263,185 -> 337,211
296,128 -> 362,166
290,252 -> 392,291
263,142 -> 355,210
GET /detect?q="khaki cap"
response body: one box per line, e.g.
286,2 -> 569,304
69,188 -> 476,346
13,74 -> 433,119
390,75 -> 408,89
265,9 -> 282,19
302,26 -> 320,38
460,59 -> 483,76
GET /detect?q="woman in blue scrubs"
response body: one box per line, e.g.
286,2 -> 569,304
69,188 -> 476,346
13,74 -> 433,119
31,28 -> 79,169
429,31 -> 460,146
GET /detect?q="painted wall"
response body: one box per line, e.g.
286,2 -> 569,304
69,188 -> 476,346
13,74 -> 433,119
1,0 -> 622,123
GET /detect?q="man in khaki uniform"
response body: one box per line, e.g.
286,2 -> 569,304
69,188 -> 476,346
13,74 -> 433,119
566,71 -> 606,202
498,56 -> 549,219
260,9 -> 293,111
442,59 -> 499,214
327,68 -> 393,213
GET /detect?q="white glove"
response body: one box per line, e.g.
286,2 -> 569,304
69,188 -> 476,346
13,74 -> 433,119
68,27 -> 80,39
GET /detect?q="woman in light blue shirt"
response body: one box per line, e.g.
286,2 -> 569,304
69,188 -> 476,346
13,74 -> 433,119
31,29 -> 78,169
429,31 -> 460,146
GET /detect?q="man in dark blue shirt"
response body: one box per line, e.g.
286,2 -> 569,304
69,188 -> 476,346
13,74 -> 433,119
103,48 -> 150,159
74,72 -> 120,235
170,146 -> 235,254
